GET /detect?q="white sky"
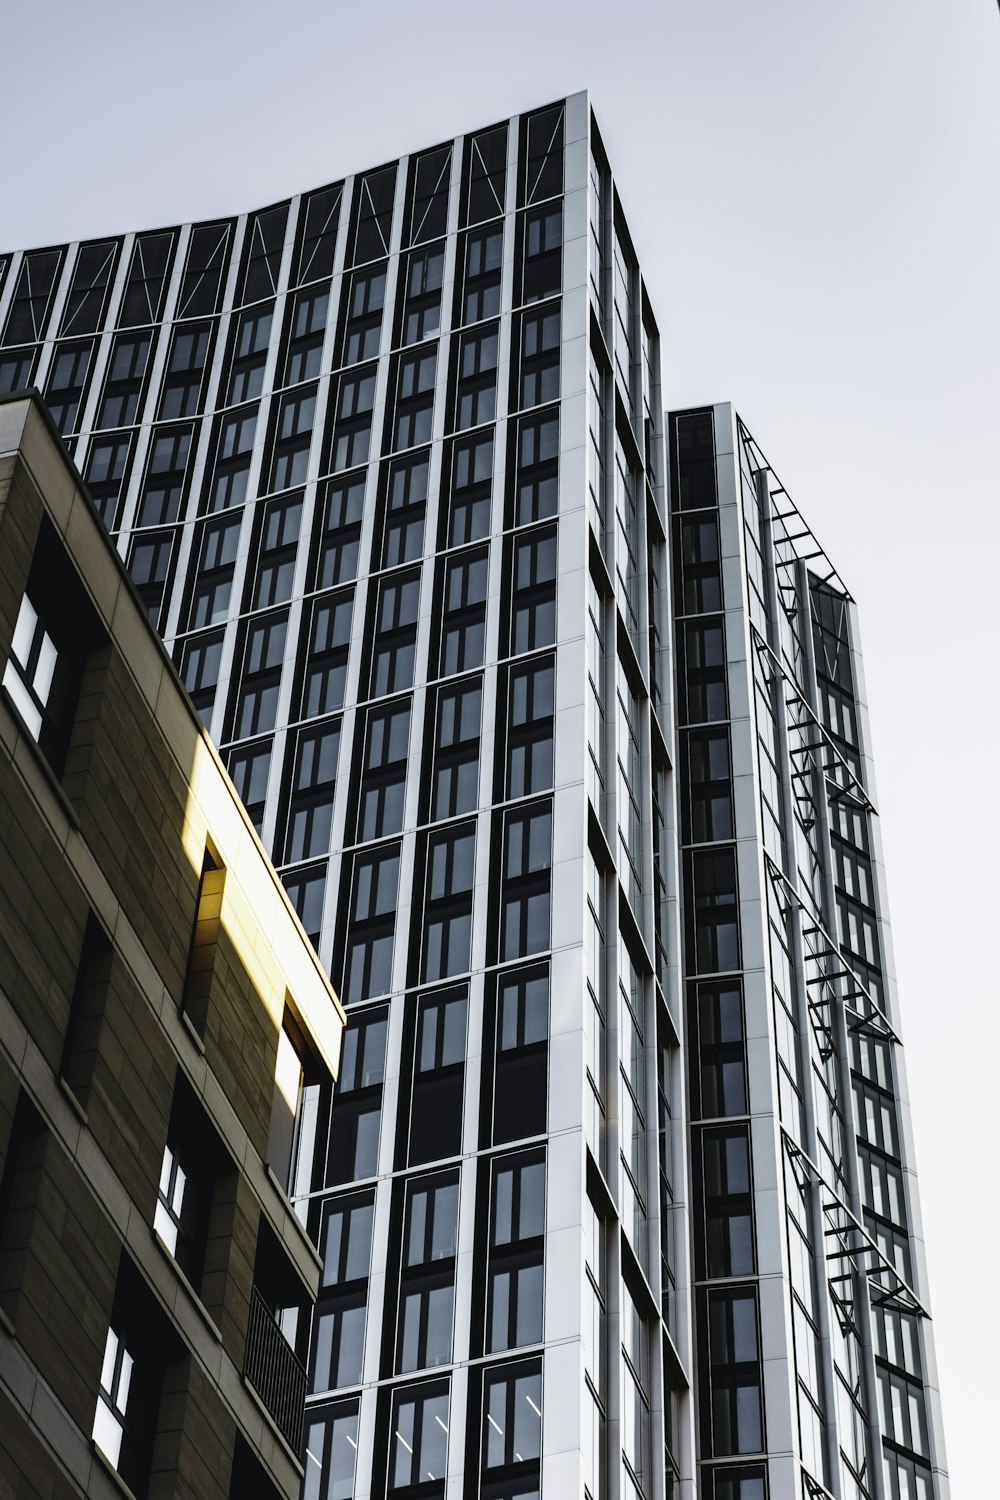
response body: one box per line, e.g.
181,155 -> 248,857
2,1 -> 997,1488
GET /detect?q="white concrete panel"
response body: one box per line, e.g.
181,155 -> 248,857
545,1224 -> 584,1342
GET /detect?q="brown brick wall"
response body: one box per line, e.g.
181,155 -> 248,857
62,645 -> 201,1006
0,768 -> 88,1074
0,1087 -> 118,1432
0,415 -> 323,1499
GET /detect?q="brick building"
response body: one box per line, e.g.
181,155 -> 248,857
0,390 -> 345,1499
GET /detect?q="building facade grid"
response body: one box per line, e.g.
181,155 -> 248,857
0,90 -> 948,1500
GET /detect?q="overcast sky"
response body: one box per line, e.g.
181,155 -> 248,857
2,1 -> 997,1488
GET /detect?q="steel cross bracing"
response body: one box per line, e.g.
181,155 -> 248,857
802,1471 -> 839,1500
763,853 -> 838,1066
749,629 -> 827,920
782,1133 -> 927,1321
749,624 -> 876,822
763,856 -> 899,1070
737,417 -> 854,605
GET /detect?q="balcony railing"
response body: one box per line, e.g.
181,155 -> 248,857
244,1286 -> 307,1454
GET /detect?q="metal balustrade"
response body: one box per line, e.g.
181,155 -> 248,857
243,1286 -> 307,1454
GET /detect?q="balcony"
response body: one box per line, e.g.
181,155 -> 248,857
244,1286 -> 307,1454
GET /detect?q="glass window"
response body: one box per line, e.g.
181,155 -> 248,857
301,590 -> 354,719
301,1402 -> 359,1500
331,366 -> 377,471
152,1079 -> 222,1288
521,104 -> 564,206
447,430 -> 493,547
283,865 -> 327,948
685,730 -> 734,843
326,1006 -> 389,1184
240,204 -> 287,303
439,547 -> 488,676
2,592 -> 58,745
285,285 -> 329,385
44,340 -> 92,434
408,145 -> 451,244
521,205 -> 562,304
314,472 -> 366,588
674,410 -> 717,510
209,406 -> 257,512
382,452 -> 429,568
297,182 -> 343,285
270,387 -> 316,492
358,699 -> 411,841
704,1290 -> 763,1456
227,305 -> 272,405
393,347 -> 437,451
388,1382 -> 449,1495
613,230 -> 636,424
587,350 -> 607,537
92,1325 -> 133,1470
252,492 -> 302,609
0,348 -> 37,397
681,618 -> 728,724
689,849 -> 741,975
60,239 -> 117,336
188,513 -> 241,629
285,720 -> 341,864
410,990 -> 467,1165
704,1465 -> 767,1500
342,264 -> 386,365
693,983 -> 748,1120
84,433 -> 132,529
586,576 -> 607,815
513,410 -> 558,526
227,739 -> 271,833
488,1152 -> 545,1352
344,850 -> 400,1004
371,569 -> 420,697
493,967 -> 548,1144
616,662 -> 642,910
481,1361 -> 543,1490
422,825 -> 476,983
430,678 -> 482,822
350,166 -> 396,266
463,123 -> 507,225
397,1172 -> 459,1373
127,531 -> 174,628
2,246 -> 62,344
311,1195 -> 374,1393
510,528 -> 557,655
319,1195 -> 375,1289
455,324 -> 499,430
500,803 -> 552,962
159,322 -> 212,419
506,656 -> 554,798
518,305 -> 560,411
234,611 -> 286,738
137,425 -> 192,526
676,514 -> 723,615
401,244 -> 445,345
180,630 -> 224,728
460,225 -> 503,324
96,332 -> 150,429
118,230 -> 173,327
700,1126 -> 755,1279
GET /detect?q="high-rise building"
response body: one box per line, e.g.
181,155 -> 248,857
667,407 -> 948,1500
0,391 -> 345,1499
0,92 -> 948,1500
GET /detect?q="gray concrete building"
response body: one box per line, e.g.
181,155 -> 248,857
0,92 -> 948,1500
